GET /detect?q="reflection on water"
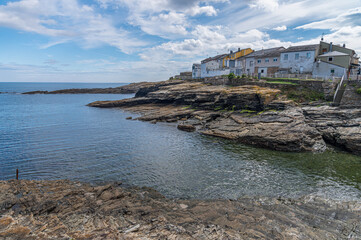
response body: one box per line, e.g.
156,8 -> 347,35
0,82 -> 360,201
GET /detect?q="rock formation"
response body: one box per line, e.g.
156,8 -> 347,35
0,180 -> 360,239
22,80 -> 183,95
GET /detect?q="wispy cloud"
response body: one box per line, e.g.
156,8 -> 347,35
0,0 -> 360,82
0,0 -> 146,53
273,25 -> 287,31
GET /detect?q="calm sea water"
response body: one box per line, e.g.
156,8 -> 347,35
1,82 -> 361,201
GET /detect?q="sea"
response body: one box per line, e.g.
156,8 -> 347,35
1,82 -> 360,200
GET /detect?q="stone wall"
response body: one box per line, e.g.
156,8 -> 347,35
340,80 -> 361,106
201,77 -> 336,101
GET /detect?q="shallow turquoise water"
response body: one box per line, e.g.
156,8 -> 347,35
1,82 -> 360,200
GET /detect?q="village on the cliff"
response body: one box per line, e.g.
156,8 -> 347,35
183,40 -> 360,81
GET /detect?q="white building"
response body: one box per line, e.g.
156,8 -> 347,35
201,54 -> 229,78
192,63 -> 201,79
279,44 -> 319,74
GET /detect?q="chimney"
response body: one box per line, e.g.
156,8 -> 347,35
343,43 -> 346,48
329,42 -> 333,52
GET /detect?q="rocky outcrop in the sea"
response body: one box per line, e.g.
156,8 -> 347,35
89,82 -> 282,111
202,107 -> 326,152
22,81 -> 183,95
303,106 -> 361,155
1,180 -> 360,239
87,80 -> 361,155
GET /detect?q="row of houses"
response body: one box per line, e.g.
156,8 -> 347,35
192,41 -> 360,79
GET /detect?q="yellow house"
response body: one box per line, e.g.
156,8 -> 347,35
222,48 -> 254,68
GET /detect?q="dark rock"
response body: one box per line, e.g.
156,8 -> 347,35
22,81 -> 177,95
177,124 -> 196,132
303,106 -> 361,155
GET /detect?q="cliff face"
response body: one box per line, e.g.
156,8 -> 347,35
1,180 -> 360,239
89,82 -> 282,111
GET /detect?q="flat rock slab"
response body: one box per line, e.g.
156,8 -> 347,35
0,180 -> 360,239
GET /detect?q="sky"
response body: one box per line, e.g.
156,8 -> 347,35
0,0 -> 360,83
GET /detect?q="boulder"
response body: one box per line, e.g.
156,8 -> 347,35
177,124 -> 196,132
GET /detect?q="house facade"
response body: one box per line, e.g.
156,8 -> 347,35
245,47 -> 285,76
193,41 -> 359,80
313,42 -> 359,78
223,48 -> 253,68
279,44 -> 319,74
192,63 -> 201,79
201,54 -> 229,78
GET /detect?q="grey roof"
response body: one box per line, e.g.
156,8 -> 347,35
201,53 -> 228,63
282,44 -> 319,53
245,47 -> 285,58
319,51 -> 349,57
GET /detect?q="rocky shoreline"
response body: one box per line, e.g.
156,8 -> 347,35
88,80 -> 361,156
1,180 -> 360,239
21,80 -> 184,95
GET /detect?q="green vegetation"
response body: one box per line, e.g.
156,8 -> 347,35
261,77 -> 321,81
182,105 -> 192,109
266,81 -> 299,85
228,72 -> 236,80
240,109 -> 256,113
285,89 -> 325,102
356,88 -> 361,94
242,74 -> 247,78
236,75 -> 241,79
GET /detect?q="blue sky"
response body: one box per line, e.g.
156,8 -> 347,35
0,0 -> 360,82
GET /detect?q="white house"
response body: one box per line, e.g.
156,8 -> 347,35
279,44 -> 319,74
201,54 -> 230,78
192,63 -> 201,79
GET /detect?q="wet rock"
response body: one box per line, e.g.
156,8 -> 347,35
303,106 -> 361,155
0,180 -> 360,239
203,107 -> 326,153
126,116 -> 132,120
177,124 -> 196,132
87,81 -> 360,155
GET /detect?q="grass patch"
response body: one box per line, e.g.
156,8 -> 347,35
356,88 -> 361,94
262,77 -> 321,81
182,105 -> 192,109
240,109 -> 257,113
266,81 -> 299,85
284,89 -> 325,102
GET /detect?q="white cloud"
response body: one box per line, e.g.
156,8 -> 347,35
96,0 -> 226,39
0,0 -> 145,53
249,0 -> 279,12
273,25 -> 287,31
295,7 -> 361,31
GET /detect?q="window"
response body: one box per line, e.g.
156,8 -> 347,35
265,58 -> 269,63
331,69 -> 335,74
306,52 -> 311,58
273,58 -> 278,62
257,59 -> 261,63
328,57 -> 333,62
284,54 -> 288,60
295,53 -> 299,60
322,48 -> 327,53
250,61 -> 253,67
261,69 -> 264,73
